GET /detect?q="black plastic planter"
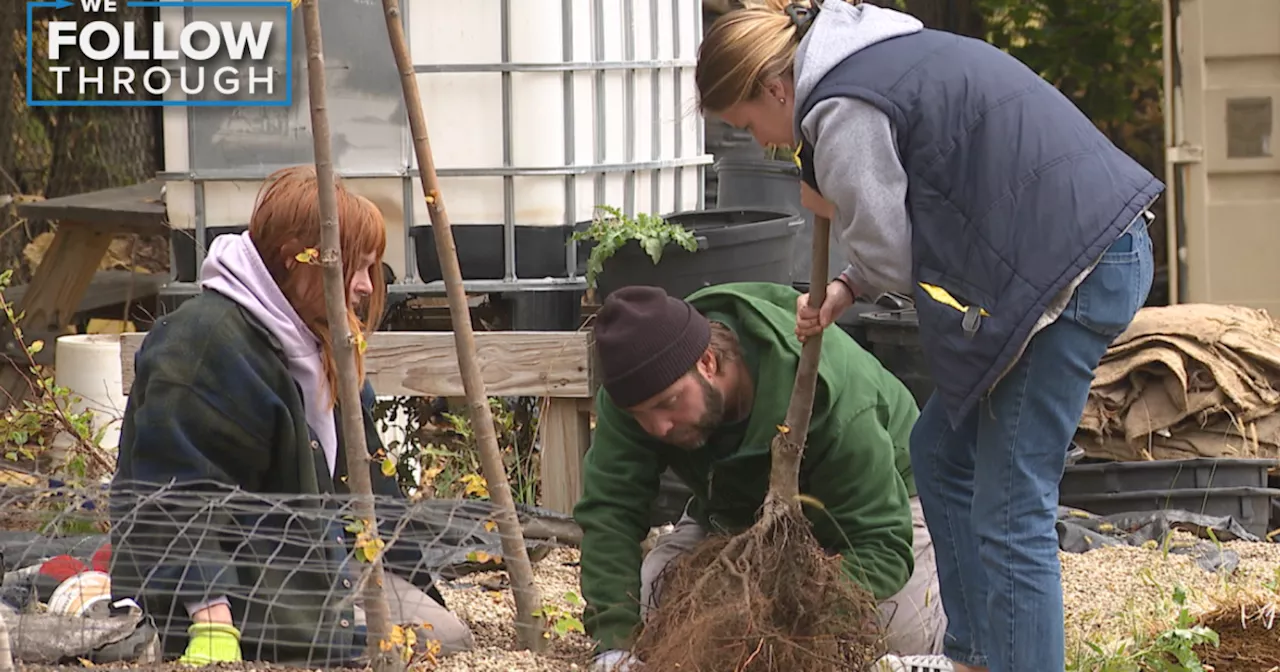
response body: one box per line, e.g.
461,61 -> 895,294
411,225 -> 574,283
579,208 -> 802,301
715,156 -> 805,214
713,156 -> 846,284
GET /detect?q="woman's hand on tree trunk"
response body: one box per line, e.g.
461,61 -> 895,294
795,279 -> 855,342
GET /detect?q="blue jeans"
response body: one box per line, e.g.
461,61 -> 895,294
910,220 -> 1154,671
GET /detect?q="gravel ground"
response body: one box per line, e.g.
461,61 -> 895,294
14,539 -> 1280,671
432,547 -> 593,672
1061,535 -> 1280,659
436,537 -> 1280,670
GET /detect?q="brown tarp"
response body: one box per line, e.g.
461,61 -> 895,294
1076,304 -> 1280,462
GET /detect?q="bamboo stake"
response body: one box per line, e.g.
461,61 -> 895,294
377,0 -> 546,651
298,2 -> 400,669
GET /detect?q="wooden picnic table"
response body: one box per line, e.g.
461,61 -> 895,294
0,180 -> 170,406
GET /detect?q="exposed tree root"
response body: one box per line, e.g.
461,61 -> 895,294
633,497 -> 887,672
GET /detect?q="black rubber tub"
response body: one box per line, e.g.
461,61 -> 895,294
411,225 -> 574,283
577,208 -> 802,301
171,225 -> 247,282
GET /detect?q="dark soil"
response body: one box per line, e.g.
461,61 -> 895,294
1195,613 -> 1280,672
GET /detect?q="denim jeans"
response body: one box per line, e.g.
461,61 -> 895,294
910,219 -> 1154,672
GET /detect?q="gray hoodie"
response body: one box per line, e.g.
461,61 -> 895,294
793,2 -> 924,296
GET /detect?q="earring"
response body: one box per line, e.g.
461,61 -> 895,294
778,97 -> 786,105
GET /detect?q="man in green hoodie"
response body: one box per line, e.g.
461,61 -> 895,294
575,282 -> 948,672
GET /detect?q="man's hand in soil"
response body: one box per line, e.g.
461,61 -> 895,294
179,622 -> 243,666
591,649 -> 641,671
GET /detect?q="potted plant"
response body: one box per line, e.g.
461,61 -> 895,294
571,204 -> 803,303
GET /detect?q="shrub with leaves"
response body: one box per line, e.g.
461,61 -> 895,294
372,395 -> 541,506
0,270 -> 115,481
0,270 -> 117,533
533,591 -> 586,640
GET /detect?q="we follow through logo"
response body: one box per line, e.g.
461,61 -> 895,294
26,0 -> 294,107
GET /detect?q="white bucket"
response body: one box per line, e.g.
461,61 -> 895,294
54,334 -> 127,451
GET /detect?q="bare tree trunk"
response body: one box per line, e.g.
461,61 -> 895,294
378,0 -> 546,651
765,215 -> 831,507
298,2 -> 400,670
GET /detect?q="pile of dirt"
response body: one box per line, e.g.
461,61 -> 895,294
1195,612 -> 1280,671
1076,303 -> 1280,461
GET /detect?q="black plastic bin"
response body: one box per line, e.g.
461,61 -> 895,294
1058,486 -> 1280,538
1060,457 -> 1276,499
410,224 -> 575,283
855,308 -> 935,409
578,208 -> 802,301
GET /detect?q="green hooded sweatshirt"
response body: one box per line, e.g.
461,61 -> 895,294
574,282 -> 920,654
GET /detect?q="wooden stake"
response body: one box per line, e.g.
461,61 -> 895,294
377,0 -> 547,651
298,2 -> 400,669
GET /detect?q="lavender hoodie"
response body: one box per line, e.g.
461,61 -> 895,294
200,231 -> 339,476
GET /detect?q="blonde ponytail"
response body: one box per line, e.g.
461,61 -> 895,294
696,0 -> 860,112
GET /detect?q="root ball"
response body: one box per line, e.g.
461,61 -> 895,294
633,507 -> 888,671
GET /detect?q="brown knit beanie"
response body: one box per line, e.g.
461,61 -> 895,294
593,286 -> 712,408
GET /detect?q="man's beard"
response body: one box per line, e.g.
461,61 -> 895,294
664,374 -> 726,450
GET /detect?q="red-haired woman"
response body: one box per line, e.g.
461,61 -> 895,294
109,166 -> 475,666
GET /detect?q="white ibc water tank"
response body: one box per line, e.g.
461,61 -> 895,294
159,0 -> 708,292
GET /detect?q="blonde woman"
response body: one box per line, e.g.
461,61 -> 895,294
693,3 -> 1157,672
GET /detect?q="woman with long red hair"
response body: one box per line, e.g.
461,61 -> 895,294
109,166 -> 474,666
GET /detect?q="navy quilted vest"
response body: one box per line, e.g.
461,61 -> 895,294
795,28 -> 1163,426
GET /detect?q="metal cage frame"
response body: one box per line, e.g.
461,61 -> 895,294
158,0 -> 711,297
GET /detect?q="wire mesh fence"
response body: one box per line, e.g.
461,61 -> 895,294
0,479 -> 578,668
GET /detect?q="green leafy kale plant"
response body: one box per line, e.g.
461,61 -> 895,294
570,205 -> 698,291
